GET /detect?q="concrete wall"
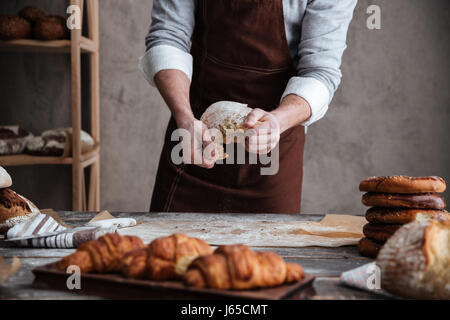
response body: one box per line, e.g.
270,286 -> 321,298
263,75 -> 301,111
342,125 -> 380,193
1,0 -> 448,214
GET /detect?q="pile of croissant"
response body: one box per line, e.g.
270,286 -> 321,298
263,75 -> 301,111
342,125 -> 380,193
56,233 -> 305,290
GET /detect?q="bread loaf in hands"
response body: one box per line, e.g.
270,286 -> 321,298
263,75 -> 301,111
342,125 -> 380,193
121,233 -> 213,281
183,244 -> 305,290
56,233 -> 145,273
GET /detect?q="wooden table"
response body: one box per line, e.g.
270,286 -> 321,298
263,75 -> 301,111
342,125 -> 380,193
0,212 -> 384,300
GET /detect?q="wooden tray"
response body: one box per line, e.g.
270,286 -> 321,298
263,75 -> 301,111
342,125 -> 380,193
32,264 -> 315,300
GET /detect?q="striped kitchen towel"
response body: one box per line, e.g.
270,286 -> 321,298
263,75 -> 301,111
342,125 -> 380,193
5,213 -> 137,248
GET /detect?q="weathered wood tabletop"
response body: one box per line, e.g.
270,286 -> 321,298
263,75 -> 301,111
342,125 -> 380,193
0,212 -> 384,300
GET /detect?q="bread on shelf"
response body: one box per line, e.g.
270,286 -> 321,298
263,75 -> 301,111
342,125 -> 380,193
0,126 -> 33,156
26,127 -> 95,157
0,15 -> 32,40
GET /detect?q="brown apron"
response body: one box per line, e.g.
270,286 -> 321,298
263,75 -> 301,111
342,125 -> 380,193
150,0 -> 305,214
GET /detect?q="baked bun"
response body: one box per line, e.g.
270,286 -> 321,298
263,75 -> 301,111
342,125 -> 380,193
18,6 -> 48,24
377,221 -> 450,299
0,188 -> 40,234
358,237 -> 383,258
26,129 -> 70,157
366,207 -> 450,224
0,15 -> 32,40
26,128 -> 95,157
0,125 -> 33,155
33,15 -> 69,40
0,167 -> 12,189
200,101 -> 253,144
359,176 -> 446,194
362,223 -> 401,243
362,192 -> 446,210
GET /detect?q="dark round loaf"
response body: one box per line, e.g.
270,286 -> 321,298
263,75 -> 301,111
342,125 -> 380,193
362,192 -> 446,210
362,223 -> 402,243
33,15 -> 69,40
0,15 -> 32,40
359,176 -> 446,194
358,237 -> 383,258
18,6 -> 48,24
366,207 -> 450,224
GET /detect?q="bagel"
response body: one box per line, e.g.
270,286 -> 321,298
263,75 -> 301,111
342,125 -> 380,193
362,192 -> 446,210
358,237 -> 383,258
359,176 -> 446,194
362,223 -> 402,243
365,207 -> 450,224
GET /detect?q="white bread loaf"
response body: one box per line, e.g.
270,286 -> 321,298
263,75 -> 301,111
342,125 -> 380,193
376,221 -> 450,299
0,166 -> 12,189
200,101 -> 253,144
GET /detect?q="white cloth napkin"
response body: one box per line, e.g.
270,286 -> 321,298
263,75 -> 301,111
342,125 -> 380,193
339,262 -> 398,299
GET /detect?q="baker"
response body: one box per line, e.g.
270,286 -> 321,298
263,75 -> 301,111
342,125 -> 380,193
141,0 -> 357,214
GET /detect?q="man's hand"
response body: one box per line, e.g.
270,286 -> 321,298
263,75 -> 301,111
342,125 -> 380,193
175,115 -> 218,168
244,108 -> 281,154
154,70 -> 218,168
243,95 -> 312,154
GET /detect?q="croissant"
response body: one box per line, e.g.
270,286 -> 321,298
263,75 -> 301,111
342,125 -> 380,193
56,233 -> 145,273
183,244 -> 305,290
121,233 -> 213,280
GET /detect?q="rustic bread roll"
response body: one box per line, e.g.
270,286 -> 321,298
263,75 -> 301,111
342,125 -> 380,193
18,6 -> 48,24
201,101 -> 253,144
359,176 -> 446,194
377,221 -> 450,299
0,188 -> 40,234
62,128 -> 96,154
362,223 -> 402,243
26,129 -> 70,157
362,192 -> 446,210
358,237 -> 383,258
366,207 -> 450,224
0,126 -> 33,155
33,15 -> 69,40
0,167 -> 12,189
26,128 -> 95,157
0,15 -> 32,40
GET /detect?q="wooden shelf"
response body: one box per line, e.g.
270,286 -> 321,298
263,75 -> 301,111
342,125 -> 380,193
0,145 -> 100,167
0,37 -> 96,54
1,0 -> 100,211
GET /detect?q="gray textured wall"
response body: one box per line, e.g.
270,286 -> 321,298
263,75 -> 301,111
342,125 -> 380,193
1,0 -> 448,214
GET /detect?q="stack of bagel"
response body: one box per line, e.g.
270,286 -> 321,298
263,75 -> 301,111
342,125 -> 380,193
358,175 -> 449,258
